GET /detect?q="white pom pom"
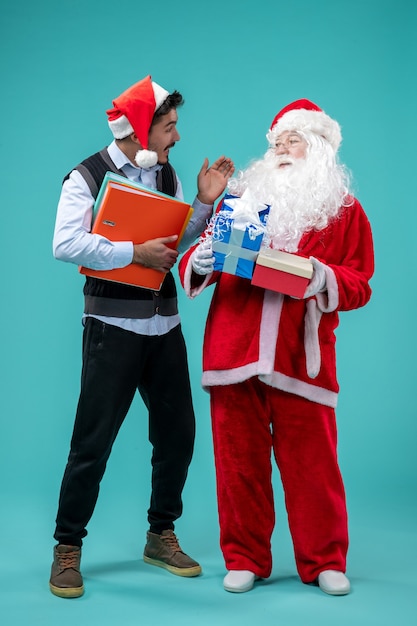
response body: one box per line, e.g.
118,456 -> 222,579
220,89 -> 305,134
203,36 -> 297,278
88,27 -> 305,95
134,149 -> 158,168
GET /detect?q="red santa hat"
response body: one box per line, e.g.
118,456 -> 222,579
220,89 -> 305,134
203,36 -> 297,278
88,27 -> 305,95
106,75 -> 169,168
268,98 -> 342,153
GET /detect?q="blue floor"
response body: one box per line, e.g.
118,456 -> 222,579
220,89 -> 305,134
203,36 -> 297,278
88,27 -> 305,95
2,487 -> 416,626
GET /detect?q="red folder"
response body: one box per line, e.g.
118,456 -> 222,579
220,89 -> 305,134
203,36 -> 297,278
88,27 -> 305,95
79,179 -> 193,290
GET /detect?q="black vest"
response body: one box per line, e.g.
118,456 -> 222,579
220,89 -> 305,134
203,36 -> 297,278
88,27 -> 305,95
65,149 -> 179,319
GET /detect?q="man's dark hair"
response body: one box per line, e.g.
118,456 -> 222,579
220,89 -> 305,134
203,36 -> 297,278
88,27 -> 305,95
153,91 -> 184,122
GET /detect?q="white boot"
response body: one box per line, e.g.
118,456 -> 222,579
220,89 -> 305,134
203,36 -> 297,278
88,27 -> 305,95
223,570 -> 256,593
318,570 -> 351,595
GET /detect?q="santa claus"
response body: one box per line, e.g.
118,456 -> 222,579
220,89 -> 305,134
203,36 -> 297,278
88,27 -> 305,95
179,99 -> 374,595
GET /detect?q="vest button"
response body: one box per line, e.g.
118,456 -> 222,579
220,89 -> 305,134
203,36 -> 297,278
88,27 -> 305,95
155,306 -> 159,314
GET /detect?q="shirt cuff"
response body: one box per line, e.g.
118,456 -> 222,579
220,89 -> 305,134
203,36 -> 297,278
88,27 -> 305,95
112,241 -> 135,267
192,197 -> 213,212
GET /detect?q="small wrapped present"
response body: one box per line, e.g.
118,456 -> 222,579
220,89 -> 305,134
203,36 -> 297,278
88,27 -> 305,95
251,248 -> 313,297
211,192 -> 269,279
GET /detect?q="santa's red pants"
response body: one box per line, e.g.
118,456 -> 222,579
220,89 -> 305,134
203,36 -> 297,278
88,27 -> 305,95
210,378 -> 348,582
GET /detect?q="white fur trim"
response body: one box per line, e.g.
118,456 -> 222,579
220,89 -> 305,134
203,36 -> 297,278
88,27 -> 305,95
184,253 -> 212,298
134,149 -> 158,168
202,362 -> 261,389
268,109 -> 342,152
260,371 -> 338,408
259,290 -> 283,371
201,365 -> 338,408
152,81 -> 169,110
304,299 -> 323,379
108,114 -> 134,139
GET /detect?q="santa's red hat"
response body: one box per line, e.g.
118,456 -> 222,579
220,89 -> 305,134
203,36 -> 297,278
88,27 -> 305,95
268,98 -> 341,152
106,75 -> 169,168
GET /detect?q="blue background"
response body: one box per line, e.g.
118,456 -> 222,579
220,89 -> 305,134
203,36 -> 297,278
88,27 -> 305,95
1,0 -> 416,624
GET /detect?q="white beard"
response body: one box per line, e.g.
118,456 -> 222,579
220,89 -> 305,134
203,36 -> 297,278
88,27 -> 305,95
227,140 -> 351,252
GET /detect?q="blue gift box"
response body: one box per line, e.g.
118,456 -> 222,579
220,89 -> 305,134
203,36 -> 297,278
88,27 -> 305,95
212,194 -> 270,279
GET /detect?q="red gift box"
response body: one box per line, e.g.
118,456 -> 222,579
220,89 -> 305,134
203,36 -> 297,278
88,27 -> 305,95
251,249 -> 313,297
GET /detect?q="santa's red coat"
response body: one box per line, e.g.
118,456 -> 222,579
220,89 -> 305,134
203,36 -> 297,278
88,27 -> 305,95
178,198 -> 374,408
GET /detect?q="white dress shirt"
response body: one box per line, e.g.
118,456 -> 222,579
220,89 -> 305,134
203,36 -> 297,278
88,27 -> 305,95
53,141 -> 213,335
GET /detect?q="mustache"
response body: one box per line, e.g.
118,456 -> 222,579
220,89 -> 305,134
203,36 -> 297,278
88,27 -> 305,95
275,154 -> 296,166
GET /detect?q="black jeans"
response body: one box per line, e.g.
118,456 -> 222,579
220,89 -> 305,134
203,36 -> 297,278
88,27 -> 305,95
54,317 -> 195,546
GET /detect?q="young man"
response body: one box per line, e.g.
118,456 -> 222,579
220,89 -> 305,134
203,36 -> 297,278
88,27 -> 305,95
179,99 -> 374,595
50,75 -> 234,598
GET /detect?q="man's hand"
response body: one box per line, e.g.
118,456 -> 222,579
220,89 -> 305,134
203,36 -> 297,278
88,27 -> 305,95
197,156 -> 235,205
133,235 -> 179,273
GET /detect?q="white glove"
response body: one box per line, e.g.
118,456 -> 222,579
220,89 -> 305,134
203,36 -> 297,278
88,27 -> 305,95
303,257 -> 327,298
191,241 -> 215,275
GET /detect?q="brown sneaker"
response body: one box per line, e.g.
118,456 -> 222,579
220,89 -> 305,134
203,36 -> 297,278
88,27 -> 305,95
143,530 -> 202,577
49,544 -> 84,598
